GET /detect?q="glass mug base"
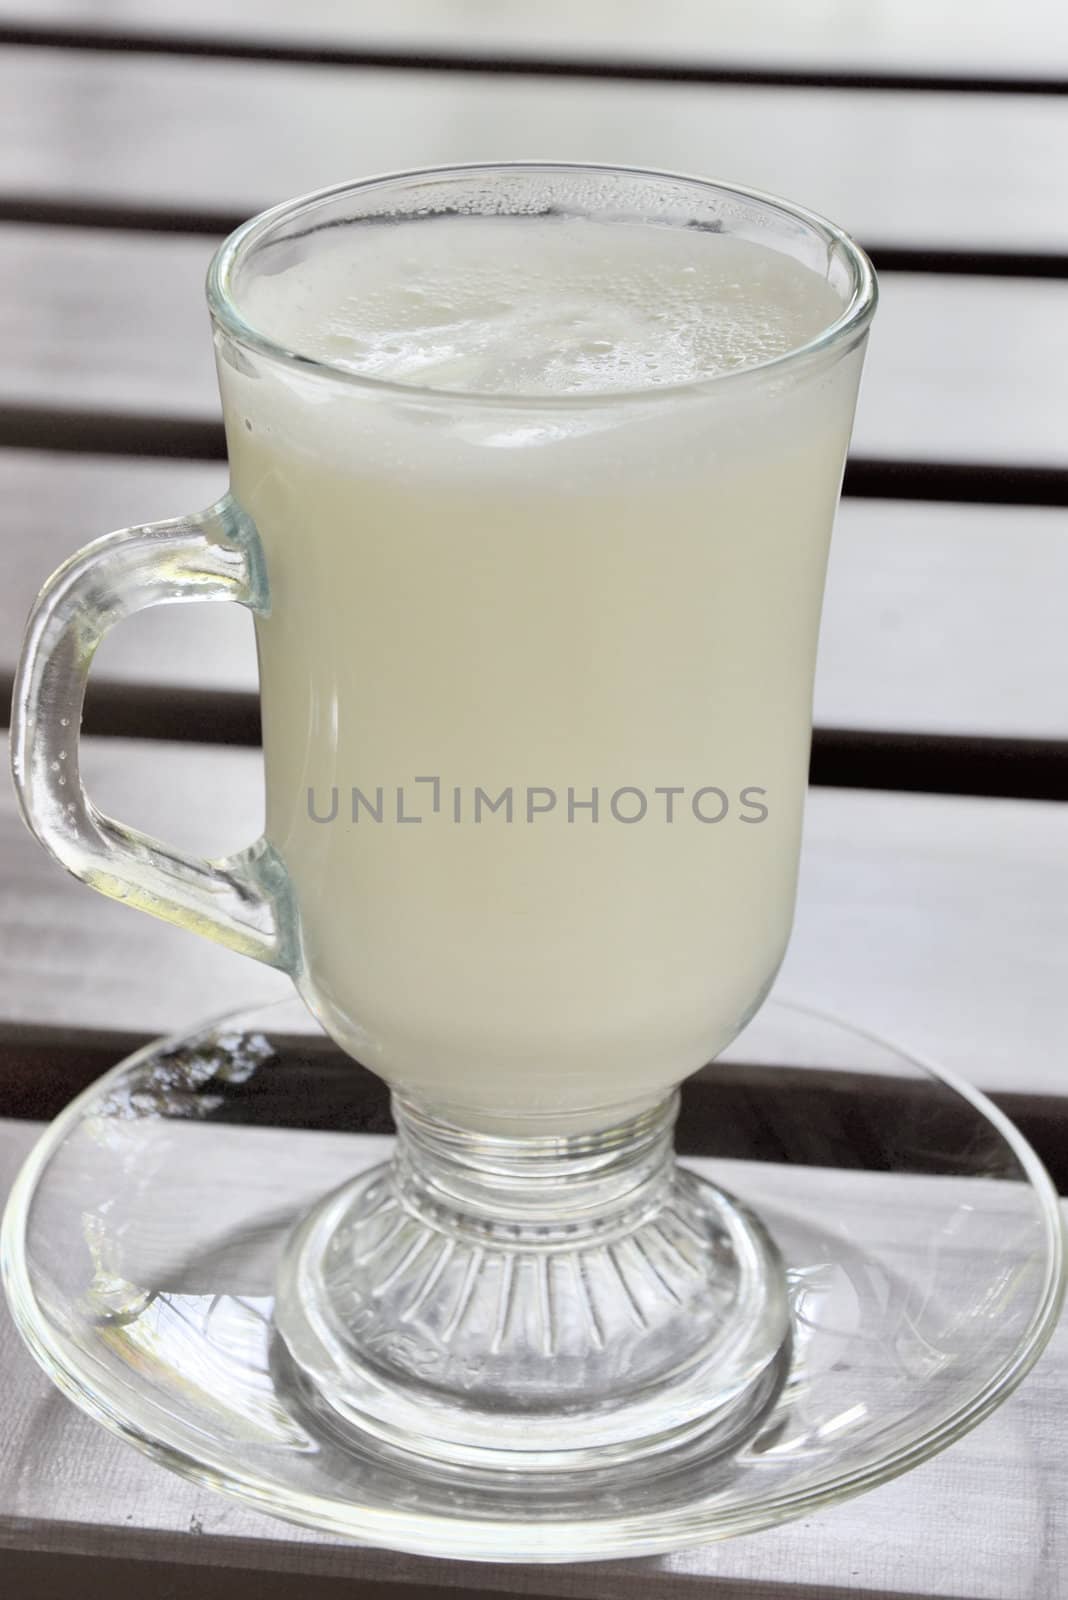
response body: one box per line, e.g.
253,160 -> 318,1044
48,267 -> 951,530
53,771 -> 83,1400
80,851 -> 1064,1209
273,1094 -> 789,1471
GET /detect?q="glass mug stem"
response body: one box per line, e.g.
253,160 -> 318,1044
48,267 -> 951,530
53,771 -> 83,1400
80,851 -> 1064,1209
10,495 -> 294,968
274,1090 -> 790,1470
392,1090 -> 678,1236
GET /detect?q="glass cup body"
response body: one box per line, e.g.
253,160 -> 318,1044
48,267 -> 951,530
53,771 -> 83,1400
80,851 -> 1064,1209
209,164 -> 874,1135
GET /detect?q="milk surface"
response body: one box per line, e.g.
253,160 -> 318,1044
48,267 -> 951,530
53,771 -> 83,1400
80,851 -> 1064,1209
218,215 -> 861,1130
240,215 -> 842,396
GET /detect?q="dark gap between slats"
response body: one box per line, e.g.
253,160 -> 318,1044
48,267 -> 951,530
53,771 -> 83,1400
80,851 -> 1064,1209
3,198 -> 1067,280
2,1024 -> 1065,1193
1,671 -> 1065,798
0,1551 -> 494,1600
0,23 -> 1064,95
811,729 -> 1068,800
1,411 -> 1066,508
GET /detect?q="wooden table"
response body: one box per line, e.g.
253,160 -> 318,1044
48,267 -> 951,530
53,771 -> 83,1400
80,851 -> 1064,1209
0,5 -> 1065,1595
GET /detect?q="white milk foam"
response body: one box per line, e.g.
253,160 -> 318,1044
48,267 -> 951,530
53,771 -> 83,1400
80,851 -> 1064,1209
240,215 -> 842,396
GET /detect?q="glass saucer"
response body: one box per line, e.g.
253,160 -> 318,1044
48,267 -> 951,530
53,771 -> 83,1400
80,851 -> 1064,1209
2,996 -> 1063,1563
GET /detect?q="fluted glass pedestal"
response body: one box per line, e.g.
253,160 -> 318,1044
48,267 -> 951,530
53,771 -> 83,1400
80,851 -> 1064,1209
275,1093 -> 789,1471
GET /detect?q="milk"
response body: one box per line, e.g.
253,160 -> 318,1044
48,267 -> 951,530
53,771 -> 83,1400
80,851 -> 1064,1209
217,215 -> 863,1131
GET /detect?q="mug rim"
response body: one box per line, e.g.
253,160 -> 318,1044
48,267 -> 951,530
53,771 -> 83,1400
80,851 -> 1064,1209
206,160 -> 878,409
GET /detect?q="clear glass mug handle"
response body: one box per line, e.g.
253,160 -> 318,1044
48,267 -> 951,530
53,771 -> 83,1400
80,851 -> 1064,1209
9,494 -> 294,970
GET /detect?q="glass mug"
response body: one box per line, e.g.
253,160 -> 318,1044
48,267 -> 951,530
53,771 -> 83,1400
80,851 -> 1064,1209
11,165 -> 875,1470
